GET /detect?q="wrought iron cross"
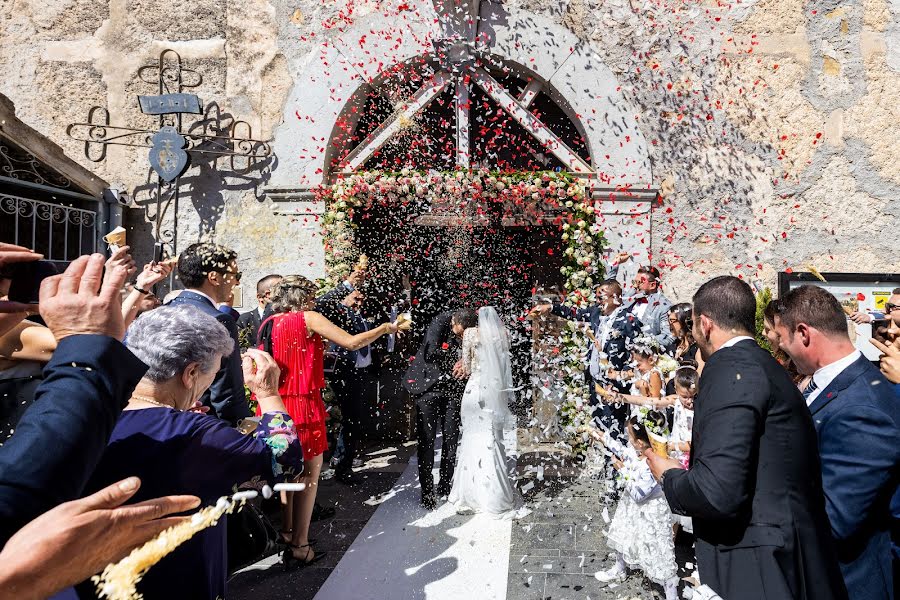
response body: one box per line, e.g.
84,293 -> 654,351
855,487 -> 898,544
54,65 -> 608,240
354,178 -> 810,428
66,49 -> 272,256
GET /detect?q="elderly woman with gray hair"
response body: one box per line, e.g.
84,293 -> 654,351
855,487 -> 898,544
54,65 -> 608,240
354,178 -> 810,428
77,305 -> 303,600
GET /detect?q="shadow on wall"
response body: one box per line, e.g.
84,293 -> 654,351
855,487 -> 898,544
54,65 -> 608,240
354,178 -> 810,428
131,101 -> 276,254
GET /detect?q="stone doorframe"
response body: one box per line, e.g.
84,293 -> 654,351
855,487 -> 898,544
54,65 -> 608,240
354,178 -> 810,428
265,1 -> 657,264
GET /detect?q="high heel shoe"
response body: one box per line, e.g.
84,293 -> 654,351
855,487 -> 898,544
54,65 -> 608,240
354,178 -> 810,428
282,543 -> 327,571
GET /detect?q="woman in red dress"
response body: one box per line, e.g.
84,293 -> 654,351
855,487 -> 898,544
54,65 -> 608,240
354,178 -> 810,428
258,275 -> 399,567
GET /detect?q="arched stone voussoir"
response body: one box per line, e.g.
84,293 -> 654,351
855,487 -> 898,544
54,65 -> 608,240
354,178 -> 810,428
268,2 -> 652,190
550,42 -> 653,186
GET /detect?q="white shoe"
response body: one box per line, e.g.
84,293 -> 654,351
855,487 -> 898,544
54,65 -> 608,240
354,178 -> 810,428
593,565 -> 625,584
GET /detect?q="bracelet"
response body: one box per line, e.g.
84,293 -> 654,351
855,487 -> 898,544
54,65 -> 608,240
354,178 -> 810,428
133,286 -> 150,295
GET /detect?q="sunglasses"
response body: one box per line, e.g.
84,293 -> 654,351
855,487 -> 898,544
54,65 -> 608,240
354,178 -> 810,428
217,270 -> 242,282
885,303 -> 900,313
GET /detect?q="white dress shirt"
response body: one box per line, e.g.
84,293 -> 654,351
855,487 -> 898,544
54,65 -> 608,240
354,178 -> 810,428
187,288 -> 218,307
719,335 -> 755,349
805,349 -> 861,405
257,306 -> 266,320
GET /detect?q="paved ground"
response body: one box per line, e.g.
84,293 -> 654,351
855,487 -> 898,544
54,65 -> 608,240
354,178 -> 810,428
229,442 -> 418,599
509,475 -> 695,600
229,439 -> 697,600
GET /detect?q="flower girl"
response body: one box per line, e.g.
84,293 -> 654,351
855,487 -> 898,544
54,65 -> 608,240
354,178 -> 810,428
585,412 -> 679,600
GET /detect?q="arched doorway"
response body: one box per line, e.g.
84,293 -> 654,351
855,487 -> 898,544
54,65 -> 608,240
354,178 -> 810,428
266,1 -> 658,439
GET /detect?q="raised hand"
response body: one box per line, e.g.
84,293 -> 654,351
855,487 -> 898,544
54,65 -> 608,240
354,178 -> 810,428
135,261 -> 174,290
870,337 -> 900,384
105,245 -> 137,279
529,303 -> 552,316
241,348 -> 282,400
848,311 -> 872,325
39,254 -> 129,341
0,477 -> 199,599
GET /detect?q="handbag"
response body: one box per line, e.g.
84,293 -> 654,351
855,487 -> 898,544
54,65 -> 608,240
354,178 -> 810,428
226,496 -> 282,573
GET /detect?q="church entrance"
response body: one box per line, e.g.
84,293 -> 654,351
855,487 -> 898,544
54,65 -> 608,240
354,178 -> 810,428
350,197 -> 567,439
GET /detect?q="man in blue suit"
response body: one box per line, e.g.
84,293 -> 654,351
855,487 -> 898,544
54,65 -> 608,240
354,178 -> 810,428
167,243 -> 250,426
0,253 -> 149,544
532,279 -> 641,432
776,285 -> 900,599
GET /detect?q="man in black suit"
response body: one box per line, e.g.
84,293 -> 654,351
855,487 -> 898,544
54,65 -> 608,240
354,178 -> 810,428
322,288 -> 378,484
167,243 -> 250,426
775,285 -> 900,599
237,273 -> 282,348
403,309 -> 474,509
646,276 -> 847,600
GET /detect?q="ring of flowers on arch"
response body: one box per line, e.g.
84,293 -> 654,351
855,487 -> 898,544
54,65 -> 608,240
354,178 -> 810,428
317,168 -> 606,455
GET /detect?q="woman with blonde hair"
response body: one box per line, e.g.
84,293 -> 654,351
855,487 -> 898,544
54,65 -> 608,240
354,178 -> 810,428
257,274 -> 401,567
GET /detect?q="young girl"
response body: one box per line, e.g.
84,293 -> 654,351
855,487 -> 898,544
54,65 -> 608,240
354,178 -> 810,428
606,335 -> 664,420
585,414 -> 679,600
667,367 -> 697,470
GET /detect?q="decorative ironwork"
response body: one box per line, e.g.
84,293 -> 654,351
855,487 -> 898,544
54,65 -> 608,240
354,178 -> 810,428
0,194 -> 97,261
65,49 -> 274,255
138,93 -> 202,115
0,138 -> 72,189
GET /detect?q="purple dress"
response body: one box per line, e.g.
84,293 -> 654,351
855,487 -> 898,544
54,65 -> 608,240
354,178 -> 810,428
76,408 -> 302,600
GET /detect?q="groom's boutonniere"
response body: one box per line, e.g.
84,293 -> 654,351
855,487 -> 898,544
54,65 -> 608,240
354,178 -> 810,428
441,342 -> 449,350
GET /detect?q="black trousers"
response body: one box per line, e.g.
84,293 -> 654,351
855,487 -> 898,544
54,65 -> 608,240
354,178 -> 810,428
591,373 -> 629,441
330,363 -> 372,474
415,389 -> 462,497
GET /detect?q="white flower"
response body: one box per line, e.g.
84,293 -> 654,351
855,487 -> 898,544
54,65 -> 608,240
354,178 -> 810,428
565,200 -> 574,208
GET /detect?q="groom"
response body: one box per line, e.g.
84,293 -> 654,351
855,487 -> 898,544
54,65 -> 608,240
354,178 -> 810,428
403,308 -> 477,509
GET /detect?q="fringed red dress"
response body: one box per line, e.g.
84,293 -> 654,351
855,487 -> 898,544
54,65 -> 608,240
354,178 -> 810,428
257,311 -> 328,458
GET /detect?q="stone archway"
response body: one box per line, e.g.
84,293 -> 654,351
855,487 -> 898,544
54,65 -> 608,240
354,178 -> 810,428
266,1 -> 658,269
267,1 -> 652,190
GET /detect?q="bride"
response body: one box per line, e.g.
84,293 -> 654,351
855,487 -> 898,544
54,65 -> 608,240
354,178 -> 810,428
448,306 -> 527,518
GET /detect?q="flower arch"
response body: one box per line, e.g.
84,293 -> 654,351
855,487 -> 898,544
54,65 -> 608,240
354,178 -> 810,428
318,168 -> 605,455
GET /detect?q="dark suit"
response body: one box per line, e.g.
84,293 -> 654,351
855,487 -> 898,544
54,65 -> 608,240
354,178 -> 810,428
0,335 -> 147,546
588,306 -> 641,436
237,306 -> 272,348
663,339 -> 847,600
550,302 -> 641,407
403,312 -> 463,498
809,355 -> 900,599
327,305 -> 376,477
167,291 -> 250,426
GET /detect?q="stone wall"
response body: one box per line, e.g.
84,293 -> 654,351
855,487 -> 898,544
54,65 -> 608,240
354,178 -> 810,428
1,0 -> 898,305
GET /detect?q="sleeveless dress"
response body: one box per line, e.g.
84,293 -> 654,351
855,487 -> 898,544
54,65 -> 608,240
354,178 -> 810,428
448,327 -> 526,518
257,311 -> 328,458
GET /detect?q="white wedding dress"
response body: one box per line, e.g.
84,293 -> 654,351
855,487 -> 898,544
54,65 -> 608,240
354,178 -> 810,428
448,307 -> 528,519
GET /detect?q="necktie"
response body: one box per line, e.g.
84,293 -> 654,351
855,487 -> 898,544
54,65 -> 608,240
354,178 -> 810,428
802,378 -> 818,400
